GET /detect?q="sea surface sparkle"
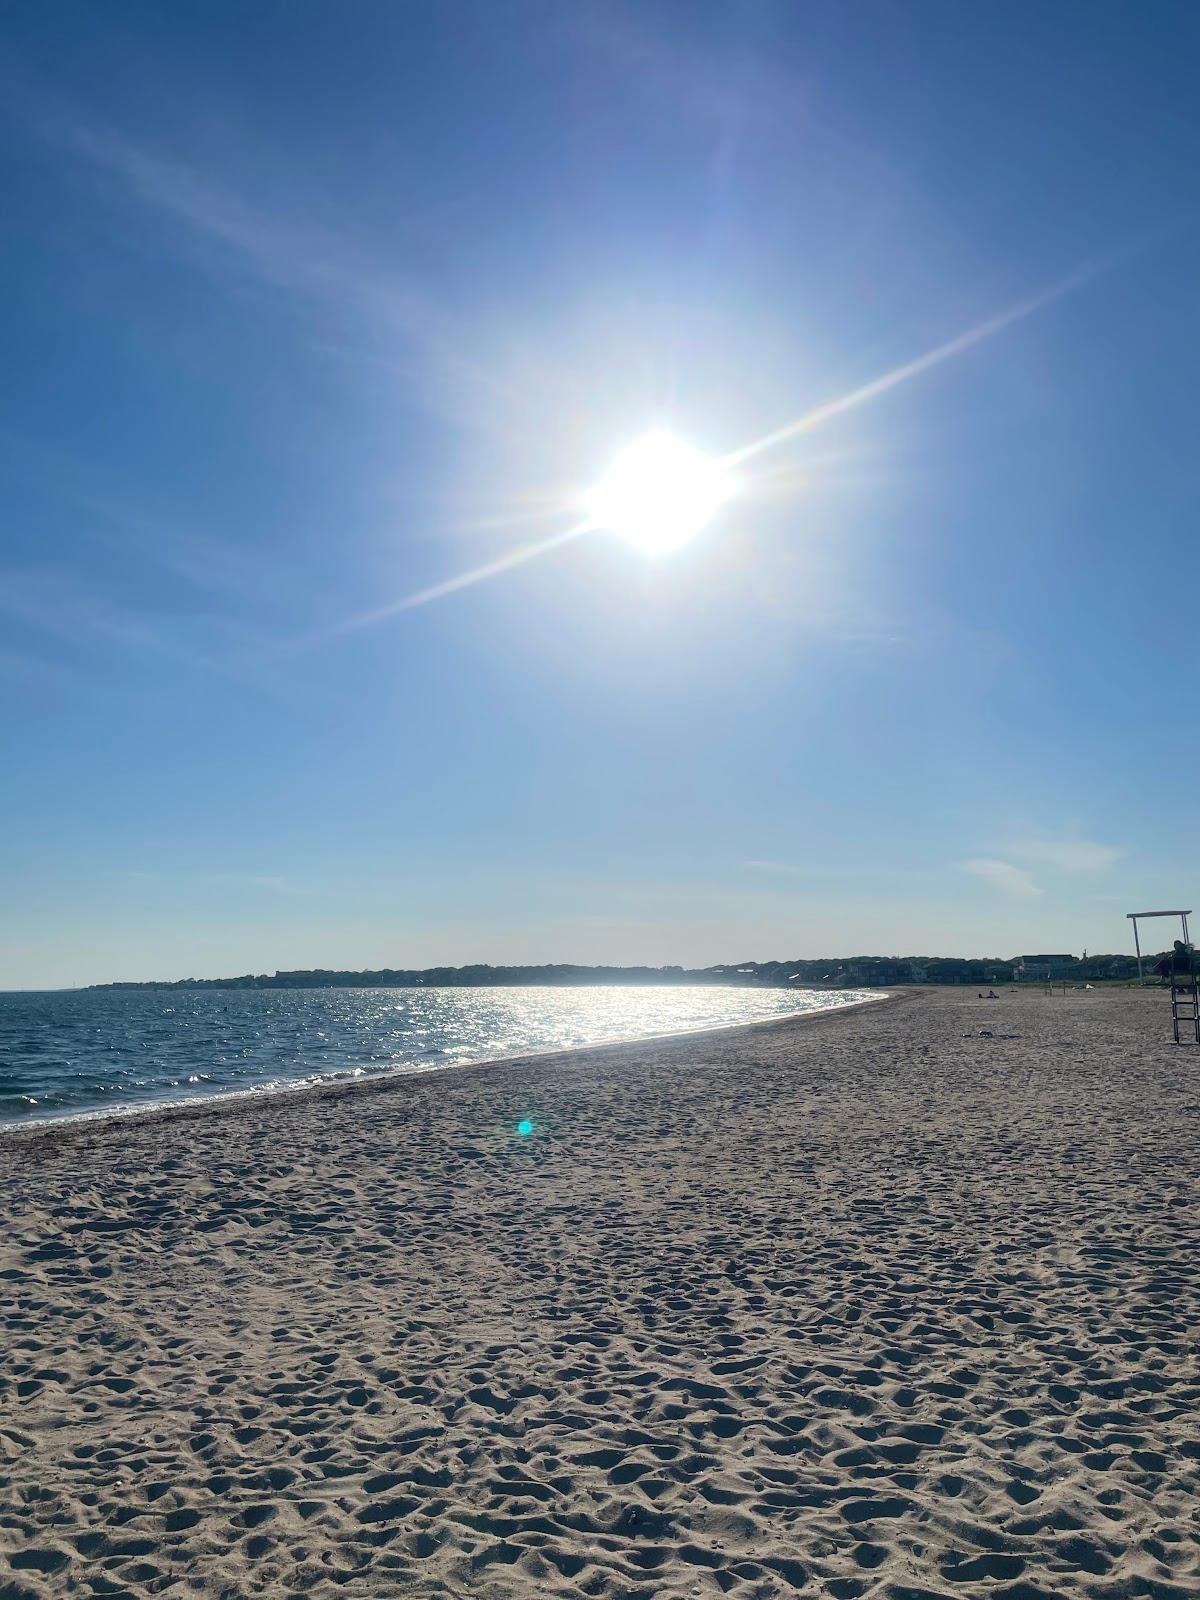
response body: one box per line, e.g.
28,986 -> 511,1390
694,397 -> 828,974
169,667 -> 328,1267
0,984 -> 875,1128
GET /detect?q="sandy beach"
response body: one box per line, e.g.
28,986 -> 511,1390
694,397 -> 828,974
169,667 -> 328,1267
3,985 -> 1198,1599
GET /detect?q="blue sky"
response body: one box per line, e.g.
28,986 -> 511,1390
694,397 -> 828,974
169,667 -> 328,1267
2,1 -> 1197,986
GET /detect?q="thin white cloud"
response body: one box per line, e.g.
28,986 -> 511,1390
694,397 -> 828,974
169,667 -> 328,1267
1008,838 -> 1120,872
0,644 -> 74,684
52,115 -> 412,316
31,109 -> 507,435
961,858 -> 1044,898
0,427 -> 290,611
0,564 -> 277,684
743,859 -> 808,878
124,868 -> 390,902
210,873 -> 318,898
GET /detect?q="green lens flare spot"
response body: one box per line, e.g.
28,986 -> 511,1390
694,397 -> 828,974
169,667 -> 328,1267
517,1119 -> 533,1137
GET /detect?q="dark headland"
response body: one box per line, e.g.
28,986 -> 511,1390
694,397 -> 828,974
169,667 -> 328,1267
88,951 -> 1148,990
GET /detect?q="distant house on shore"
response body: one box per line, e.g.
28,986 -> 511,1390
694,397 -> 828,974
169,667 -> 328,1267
1020,953 -> 1076,979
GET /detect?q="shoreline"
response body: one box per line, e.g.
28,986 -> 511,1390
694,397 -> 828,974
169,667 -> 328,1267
3,986 -> 900,1150
7,984 -> 1194,1599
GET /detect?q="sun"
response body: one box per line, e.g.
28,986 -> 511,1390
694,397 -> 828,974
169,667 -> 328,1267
584,430 -> 733,556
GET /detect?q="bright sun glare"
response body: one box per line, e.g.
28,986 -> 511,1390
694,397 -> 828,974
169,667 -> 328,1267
584,430 -> 733,556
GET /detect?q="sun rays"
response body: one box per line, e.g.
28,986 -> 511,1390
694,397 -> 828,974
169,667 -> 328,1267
323,260 -> 1105,639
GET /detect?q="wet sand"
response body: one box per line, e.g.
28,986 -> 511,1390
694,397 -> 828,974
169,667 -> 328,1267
3,985 -> 1198,1599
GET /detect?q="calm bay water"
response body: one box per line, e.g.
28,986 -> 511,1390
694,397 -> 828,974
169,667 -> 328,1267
0,984 -> 870,1129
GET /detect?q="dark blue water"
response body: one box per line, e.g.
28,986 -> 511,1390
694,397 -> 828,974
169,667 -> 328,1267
0,985 -> 869,1128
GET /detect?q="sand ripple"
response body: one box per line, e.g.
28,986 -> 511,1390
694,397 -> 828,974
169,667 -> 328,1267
3,987 -> 1199,1598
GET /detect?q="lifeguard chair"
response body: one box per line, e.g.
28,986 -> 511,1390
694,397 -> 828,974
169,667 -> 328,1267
1127,909 -> 1198,1044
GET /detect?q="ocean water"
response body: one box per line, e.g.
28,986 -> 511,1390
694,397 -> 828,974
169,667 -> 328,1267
0,984 -> 871,1129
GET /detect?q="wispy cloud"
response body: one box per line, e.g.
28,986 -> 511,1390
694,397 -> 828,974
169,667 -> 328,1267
1008,838 -> 1120,872
0,425 -> 291,612
128,869 -> 322,898
209,873 -> 319,897
25,100 -> 503,433
54,114 -> 415,314
743,859 -> 808,878
961,858 -> 1043,898
0,643 -> 75,685
0,564 -> 277,683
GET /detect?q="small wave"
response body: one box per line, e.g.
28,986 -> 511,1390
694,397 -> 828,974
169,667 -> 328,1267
0,986 -> 882,1132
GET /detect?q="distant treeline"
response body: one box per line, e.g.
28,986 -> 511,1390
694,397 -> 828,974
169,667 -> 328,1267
89,953 -> 1150,991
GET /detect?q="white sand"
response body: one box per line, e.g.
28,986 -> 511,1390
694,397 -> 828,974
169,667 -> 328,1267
3,985 -> 1199,1599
